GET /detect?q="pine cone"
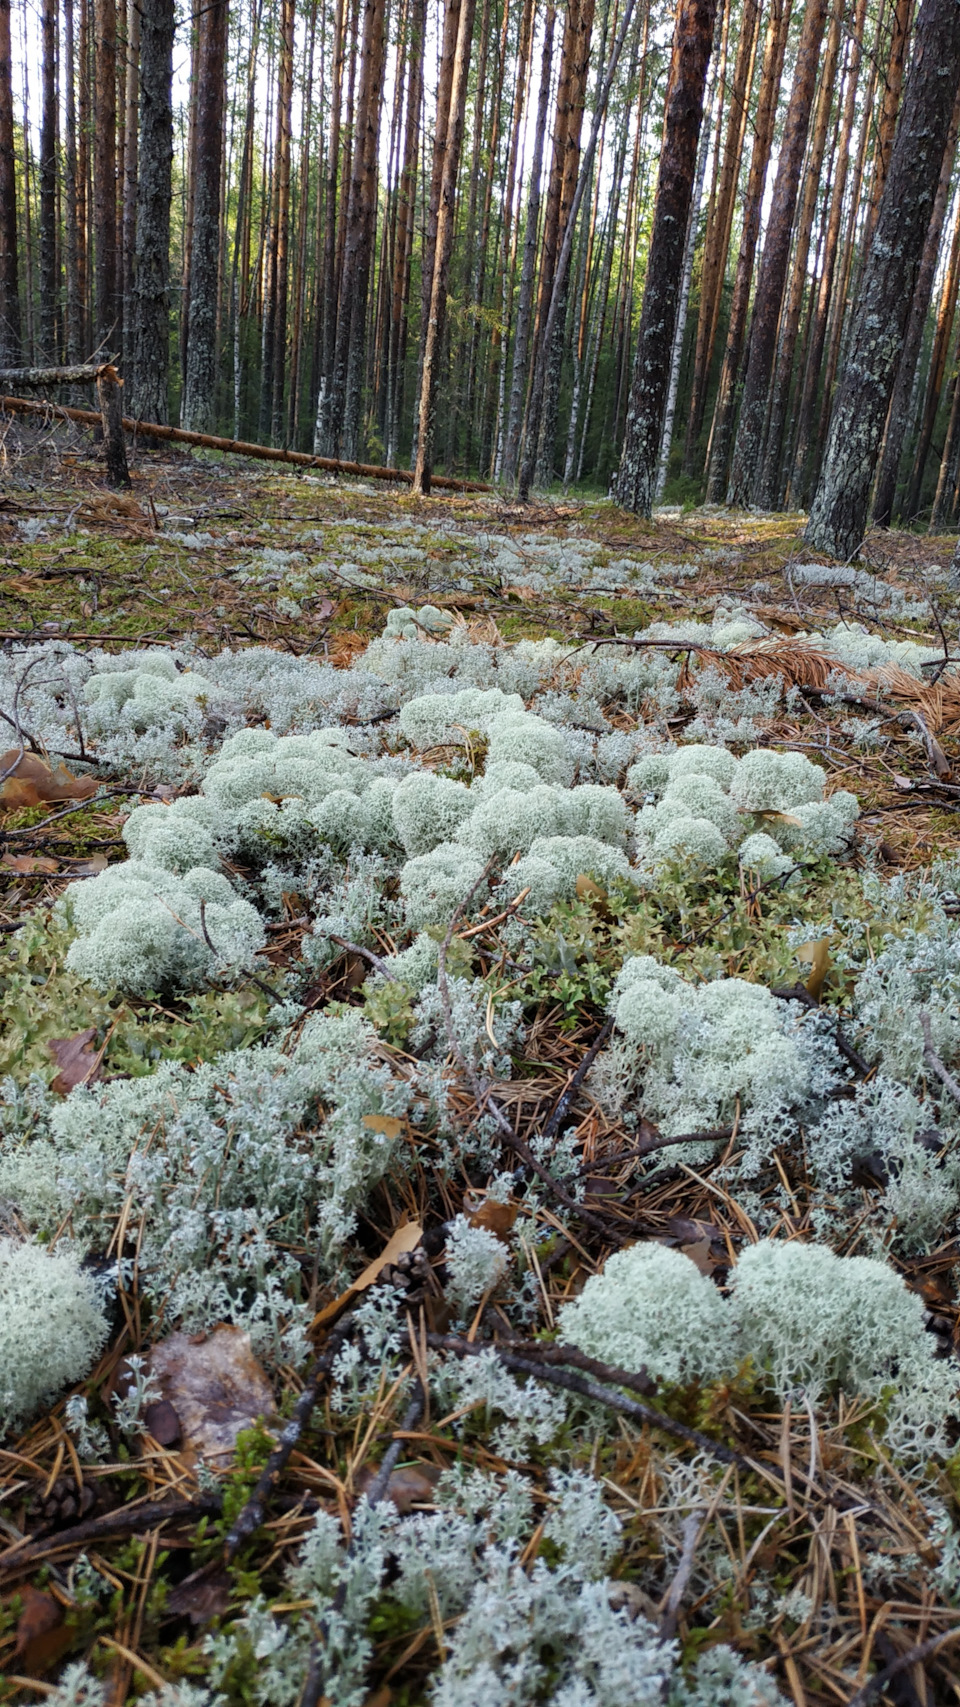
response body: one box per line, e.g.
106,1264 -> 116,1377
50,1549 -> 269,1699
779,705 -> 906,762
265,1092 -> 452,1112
25,1475 -> 99,1530
375,1245 -> 435,1306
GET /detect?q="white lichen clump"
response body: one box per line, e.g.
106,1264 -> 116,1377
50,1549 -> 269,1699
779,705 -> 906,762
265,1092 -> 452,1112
0,1239 -> 110,1435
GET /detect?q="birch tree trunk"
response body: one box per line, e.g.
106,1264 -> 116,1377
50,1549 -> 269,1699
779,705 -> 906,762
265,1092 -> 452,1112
615,0 -> 719,516
806,0 -> 960,560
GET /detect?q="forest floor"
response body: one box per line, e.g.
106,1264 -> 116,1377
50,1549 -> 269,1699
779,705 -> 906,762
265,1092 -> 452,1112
2,426 -> 960,1707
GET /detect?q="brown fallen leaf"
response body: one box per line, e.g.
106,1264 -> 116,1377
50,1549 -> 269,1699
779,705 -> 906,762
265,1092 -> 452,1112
575,874 -> 609,908
62,853 -> 109,876
0,750 -> 99,808
678,1238 -> 714,1276
143,1325 -> 276,1468
797,937 -> 831,1003
1,852 -> 59,873
463,1189 -> 518,1242
362,1112 -> 405,1141
164,1559 -> 232,1626
49,1027 -> 104,1095
355,1462 -> 440,1514
311,1221 -> 425,1332
14,1585 -> 73,1676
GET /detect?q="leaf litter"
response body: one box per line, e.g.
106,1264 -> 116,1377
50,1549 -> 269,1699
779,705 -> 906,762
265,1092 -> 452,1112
1,437 -> 960,1703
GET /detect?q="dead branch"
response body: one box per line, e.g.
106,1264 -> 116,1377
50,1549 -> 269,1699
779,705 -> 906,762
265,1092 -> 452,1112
0,390 -> 492,492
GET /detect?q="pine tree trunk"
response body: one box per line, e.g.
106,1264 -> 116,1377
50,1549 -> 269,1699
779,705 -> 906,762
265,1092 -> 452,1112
93,0 -> 118,351
860,0 -> 911,260
77,0 -> 90,355
754,0 -> 842,509
63,0 -> 81,364
683,0 -> 757,475
180,0 -> 227,431
615,0 -> 718,516
287,0 -> 316,446
325,0 -> 388,460
728,0 -> 828,507
902,195 -> 960,521
121,0 -> 139,369
386,0 -> 424,465
0,0 -> 17,365
787,0 -> 867,508
806,0 -> 960,560
131,0 -> 174,424
260,0 -> 294,444
313,0 -> 346,450
412,0 -> 477,492
535,0 -> 596,484
410,0 -> 462,460
704,0 -> 791,501
930,364 -> 960,528
501,2 -> 555,484
655,0 -> 723,502
873,82 -> 960,527
39,0 -> 58,360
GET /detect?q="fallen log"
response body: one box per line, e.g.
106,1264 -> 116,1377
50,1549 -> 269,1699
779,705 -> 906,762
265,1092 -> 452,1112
0,363 -> 114,387
0,390 -> 493,492
0,366 -> 131,489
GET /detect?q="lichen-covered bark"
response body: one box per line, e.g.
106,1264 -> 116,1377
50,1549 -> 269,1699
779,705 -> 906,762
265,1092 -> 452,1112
615,0 -> 719,518
180,0 -> 227,433
806,0 -> 960,561
728,0 -> 828,507
131,0 -> 174,425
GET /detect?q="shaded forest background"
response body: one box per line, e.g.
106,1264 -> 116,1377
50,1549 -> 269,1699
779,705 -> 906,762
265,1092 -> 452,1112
2,0 -> 960,527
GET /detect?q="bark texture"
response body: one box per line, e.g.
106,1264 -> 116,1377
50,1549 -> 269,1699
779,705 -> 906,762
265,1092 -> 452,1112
180,0 -> 228,432
806,0 -> 960,560
615,0 -> 719,517
131,0 -> 174,424
728,0 -> 828,506
93,0 -> 118,351
0,0 -> 19,364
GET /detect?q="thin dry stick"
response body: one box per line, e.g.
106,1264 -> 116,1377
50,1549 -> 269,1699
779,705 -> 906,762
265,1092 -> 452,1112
299,1382 -> 426,1707
920,1011 -> 960,1106
845,1626 -> 960,1707
658,1509 -> 703,1640
538,1016 -> 615,1144
0,1493 -> 223,1579
225,1318 -> 354,1559
329,933 -> 398,980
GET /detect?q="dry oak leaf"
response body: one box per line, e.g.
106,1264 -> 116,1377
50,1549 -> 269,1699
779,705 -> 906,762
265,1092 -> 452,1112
142,1325 -> 276,1469
48,1026 -> 104,1095
463,1189 -> 519,1242
0,750 -> 98,808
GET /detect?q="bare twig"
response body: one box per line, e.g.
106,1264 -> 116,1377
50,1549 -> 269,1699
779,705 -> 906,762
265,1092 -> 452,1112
329,933 -> 398,980
539,1016 -> 615,1144
920,1011 -> 960,1106
771,983 -> 874,1077
226,1318 -> 354,1559
658,1509 -> 703,1640
845,1627 -> 960,1707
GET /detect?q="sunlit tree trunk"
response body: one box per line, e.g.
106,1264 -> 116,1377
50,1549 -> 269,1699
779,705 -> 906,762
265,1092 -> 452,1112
615,0 -> 718,515
873,81 -> 960,527
728,0 -> 828,506
180,0 -> 228,431
806,0 -> 960,560
704,0 -> 791,500
683,0 -> 757,475
93,0 -> 118,351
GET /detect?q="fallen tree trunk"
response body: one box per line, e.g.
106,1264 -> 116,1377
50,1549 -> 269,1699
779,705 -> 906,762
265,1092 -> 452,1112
0,364 -> 131,489
0,363 -> 114,386
0,390 -> 493,492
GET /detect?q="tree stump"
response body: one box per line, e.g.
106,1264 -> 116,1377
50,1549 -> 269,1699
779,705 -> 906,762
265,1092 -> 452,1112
96,364 -> 131,488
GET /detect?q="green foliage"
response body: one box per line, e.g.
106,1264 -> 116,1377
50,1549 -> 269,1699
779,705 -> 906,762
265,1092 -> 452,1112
0,915 -> 272,1085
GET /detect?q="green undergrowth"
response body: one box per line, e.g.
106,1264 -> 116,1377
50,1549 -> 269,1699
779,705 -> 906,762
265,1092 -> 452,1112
0,915 -> 273,1086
